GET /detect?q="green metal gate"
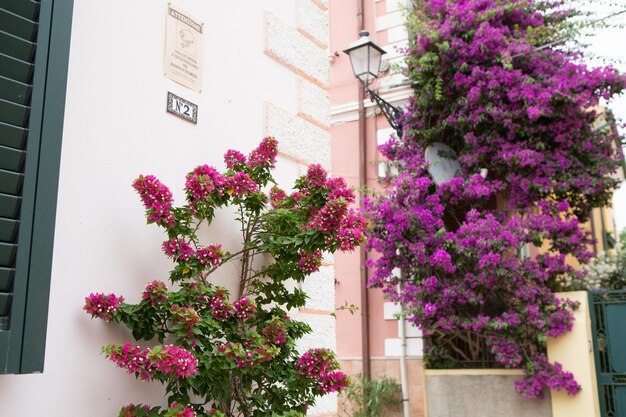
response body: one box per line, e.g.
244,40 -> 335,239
590,291 -> 626,417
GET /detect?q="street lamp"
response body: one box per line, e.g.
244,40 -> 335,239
344,32 -> 410,417
344,30 -> 404,138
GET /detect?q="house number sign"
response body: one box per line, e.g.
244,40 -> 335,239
167,92 -> 198,124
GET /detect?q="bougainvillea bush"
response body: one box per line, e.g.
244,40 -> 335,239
84,137 -> 366,417
365,0 -> 625,399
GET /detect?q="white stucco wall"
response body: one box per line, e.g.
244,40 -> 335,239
0,1 -> 333,415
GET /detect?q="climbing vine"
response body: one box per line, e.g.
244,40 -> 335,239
366,0 -> 625,399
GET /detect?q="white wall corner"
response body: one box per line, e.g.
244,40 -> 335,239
308,392 -> 338,416
265,102 -> 331,169
302,266 -> 335,312
294,313 -> 337,354
321,250 -> 334,265
296,0 -> 328,48
298,78 -> 330,129
310,0 -> 328,11
295,313 -> 337,416
264,11 -> 329,88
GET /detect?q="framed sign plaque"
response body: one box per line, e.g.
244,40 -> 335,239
164,4 -> 204,92
167,92 -> 198,124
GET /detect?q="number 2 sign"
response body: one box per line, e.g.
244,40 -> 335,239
167,92 -> 198,124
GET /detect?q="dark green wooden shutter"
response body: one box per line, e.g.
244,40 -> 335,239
0,0 -> 73,373
0,0 -> 40,336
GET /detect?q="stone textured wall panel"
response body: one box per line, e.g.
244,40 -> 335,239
297,0 -> 328,47
309,392 -> 338,416
298,78 -> 331,128
265,12 -> 328,87
293,313 -> 337,354
311,0 -> 328,11
321,250 -> 334,265
302,266 -> 335,312
266,103 -> 331,169
263,4 -> 332,415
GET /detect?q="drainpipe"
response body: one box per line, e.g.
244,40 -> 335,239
399,276 -> 410,417
357,0 -> 371,382
589,209 -> 598,256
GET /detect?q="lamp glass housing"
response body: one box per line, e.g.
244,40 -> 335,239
344,31 -> 386,86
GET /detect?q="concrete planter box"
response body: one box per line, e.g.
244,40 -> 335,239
424,369 -> 552,417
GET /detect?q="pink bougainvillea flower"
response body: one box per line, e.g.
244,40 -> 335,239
185,164 -> 226,210
83,292 -> 124,322
105,343 -> 154,381
168,402 -> 197,417
132,175 -> 175,227
248,136 -> 278,168
233,297 -> 256,321
297,249 -> 323,273
149,345 -> 198,379
195,244 -> 223,267
224,149 -> 247,169
142,280 -> 168,306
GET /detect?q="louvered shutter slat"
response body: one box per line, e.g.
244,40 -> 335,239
0,75 -> 32,106
0,31 -> 36,63
0,219 -> 19,243
0,293 -> 10,315
0,145 -> 25,172
0,242 -> 16,267
0,267 -> 12,292
0,122 -> 28,150
0,53 -> 34,83
0,169 -> 23,195
0,194 -> 21,219
0,1 -> 39,22
0,98 -> 29,127
0,9 -> 38,41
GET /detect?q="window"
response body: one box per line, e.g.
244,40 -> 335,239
0,0 -> 73,373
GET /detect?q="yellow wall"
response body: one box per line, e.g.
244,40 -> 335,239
532,203 -> 617,268
547,291 -> 601,417
583,205 -> 618,257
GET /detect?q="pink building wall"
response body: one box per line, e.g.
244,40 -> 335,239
330,1 -> 425,415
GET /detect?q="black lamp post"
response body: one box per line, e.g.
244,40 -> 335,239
343,30 -> 404,138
